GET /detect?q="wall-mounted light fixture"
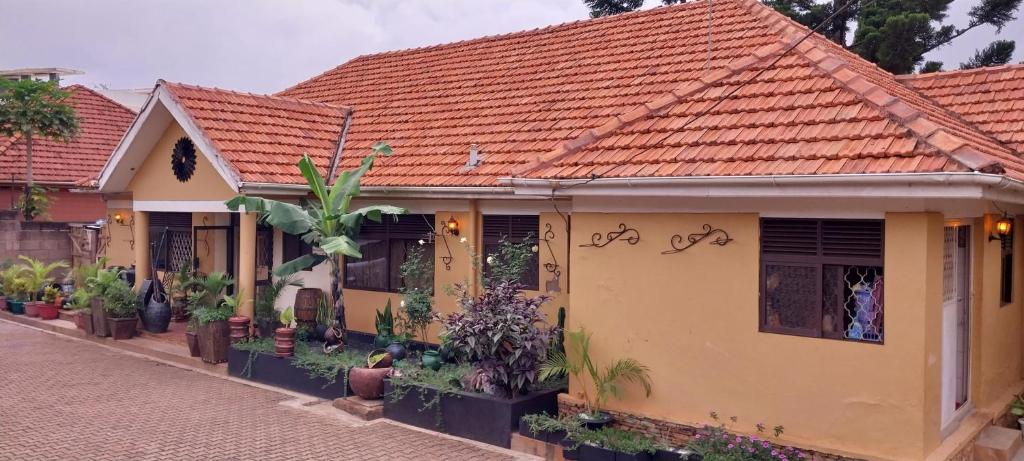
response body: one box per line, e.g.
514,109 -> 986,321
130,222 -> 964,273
990,213 -> 1014,242
444,216 -> 460,236
113,212 -> 126,225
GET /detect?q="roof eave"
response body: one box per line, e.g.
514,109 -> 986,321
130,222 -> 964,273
239,182 -> 521,199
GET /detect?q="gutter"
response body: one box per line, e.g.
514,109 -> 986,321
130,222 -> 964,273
239,182 -> 523,199
500,173 -> 1024,204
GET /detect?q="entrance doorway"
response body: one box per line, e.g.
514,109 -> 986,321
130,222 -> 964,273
193,225 -> 235,293
941,224 -> 971,428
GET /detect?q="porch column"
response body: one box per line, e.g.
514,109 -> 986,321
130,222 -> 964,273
237,211 -> 257,320
133,210 -> 150,290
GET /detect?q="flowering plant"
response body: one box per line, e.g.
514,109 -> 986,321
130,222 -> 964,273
687,413 -> 807,461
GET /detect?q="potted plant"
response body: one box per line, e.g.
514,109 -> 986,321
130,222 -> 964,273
0,262 -> 9,311
38,286 -> 60,320
275,306 -> 296,358
226,289 -> 250,343
254,273 -> 301,338
374,299 -> 395,348
103,279 -> 138,340
0,264 -> 24,312
86,268 -> 121,337
1010,394 -> 1024,429
68,287 -> 94,334
6,277 -> 30,315
349,349 -> 394,400
540,327 -> 653,430
168,264 -> 192,322
187,272 -> 234,363
185,314 -> 201,357
17,256 -> 69,317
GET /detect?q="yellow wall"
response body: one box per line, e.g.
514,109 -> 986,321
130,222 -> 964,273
102,208 -> 136,267
567,212 -> 944,461
126,122 -> 235,202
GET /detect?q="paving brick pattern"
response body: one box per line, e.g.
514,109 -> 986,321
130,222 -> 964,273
0,322 -> 513,461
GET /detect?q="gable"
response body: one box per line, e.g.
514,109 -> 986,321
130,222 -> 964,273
126,121 -> 236,202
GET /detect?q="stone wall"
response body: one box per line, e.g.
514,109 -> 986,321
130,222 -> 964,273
0,210 -> 72,269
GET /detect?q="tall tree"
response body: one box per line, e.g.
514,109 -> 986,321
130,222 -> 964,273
0,79 -> 79,221
582,0 -> 1022,74
960,39 -> 1016,69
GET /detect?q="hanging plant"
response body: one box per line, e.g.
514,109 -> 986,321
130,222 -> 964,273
171,137 -> 197,182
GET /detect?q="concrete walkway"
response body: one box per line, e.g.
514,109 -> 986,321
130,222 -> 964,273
0,320 -> 530,461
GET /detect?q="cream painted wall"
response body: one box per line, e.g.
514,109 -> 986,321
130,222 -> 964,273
567,212 -> 944,461
102,208 -> 136,267
126,122 -> 235,202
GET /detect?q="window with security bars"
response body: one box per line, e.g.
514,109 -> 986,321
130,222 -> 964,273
149,212 -> 192,271
1001,232 -> 1014,305
483,215 -> 540,290
760,218 -> 885,343
343,214 -> 435,292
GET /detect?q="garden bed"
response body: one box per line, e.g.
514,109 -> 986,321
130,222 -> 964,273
383,378 -> 563,448
227,341 -> 364,400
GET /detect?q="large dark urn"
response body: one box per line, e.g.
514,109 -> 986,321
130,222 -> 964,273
386,341 -> 407,361
143,292 -> 172,333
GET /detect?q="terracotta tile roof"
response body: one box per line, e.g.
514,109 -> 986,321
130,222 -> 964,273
0,85 -> 136,185
275,0 -> 1023,186
901,64 -> 1024,153
160,81 -> 352,185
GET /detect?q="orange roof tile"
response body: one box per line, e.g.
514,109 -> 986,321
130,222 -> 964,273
0,85 -> 136,185
160,81 -> 351,185
901,64 -> 1024,153
270,0 -> 1023,186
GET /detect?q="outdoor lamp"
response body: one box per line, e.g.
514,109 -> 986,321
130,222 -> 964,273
990,213 -> 1013,242
445,216 -> 460,236
113,212 -> 125,225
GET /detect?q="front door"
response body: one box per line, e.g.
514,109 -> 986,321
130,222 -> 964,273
941,224 -> 971,427
193,225 -> 235,293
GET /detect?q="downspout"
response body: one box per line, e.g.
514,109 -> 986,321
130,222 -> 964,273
327,111 -> 354,184
469,198 -> 480,297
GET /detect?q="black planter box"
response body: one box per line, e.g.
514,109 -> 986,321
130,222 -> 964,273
654,449 -> 703,461
227,347 -> 352,400
517,418 -> 567,444
383,379 -> 563,448
580,444 -> 616,461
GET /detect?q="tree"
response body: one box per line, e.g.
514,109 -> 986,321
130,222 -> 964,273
920,60 -> 944,73
581,0 -> 1021,74
961,40 -> 1016,69
225,143 -> 405,344
0,79 -> 79,221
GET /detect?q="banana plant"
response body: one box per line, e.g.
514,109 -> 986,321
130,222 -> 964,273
225,143 -> 405,342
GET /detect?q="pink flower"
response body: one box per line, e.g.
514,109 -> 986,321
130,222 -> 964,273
772,450 -> 779,456
727,444 -> 735,449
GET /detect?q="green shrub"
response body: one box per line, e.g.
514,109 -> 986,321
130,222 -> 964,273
102,280 -> 138,319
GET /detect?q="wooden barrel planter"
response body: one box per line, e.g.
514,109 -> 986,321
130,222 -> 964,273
293,288 -> 322,330
198,320 -> 230,364
90,298 -> 109,337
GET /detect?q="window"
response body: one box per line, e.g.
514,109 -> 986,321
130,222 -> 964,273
1001,232 -> 1014,305
344,214 -> 435,292
149,212 -> 192,270
483,215 -> 540,290
760,218 -> 885,343
281,232 -> 314,271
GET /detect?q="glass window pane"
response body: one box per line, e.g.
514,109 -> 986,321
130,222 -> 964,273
829,265 -> 884,342
764,264 -> 819,333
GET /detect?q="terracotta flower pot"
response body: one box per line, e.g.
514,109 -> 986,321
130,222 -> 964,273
228,316 -> 251,343
24,301 -> 41,318
349,367 -> 392,400
0,296 -> 7,311
186,330 -> 201,357
275,327 -> 295,358
38,303 -> 60,320
108,317 -> 137,340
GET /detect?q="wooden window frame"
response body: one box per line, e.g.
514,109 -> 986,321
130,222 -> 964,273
343,214 -> 435,293
759,218 -> 885,343
482,215 -> 540,291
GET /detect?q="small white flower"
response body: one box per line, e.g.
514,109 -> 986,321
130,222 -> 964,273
400,300 -> 406,307
486,256 -> 494,264
418,239 -> 425,246
460,237 -> 467,243
531,245 -> 539,253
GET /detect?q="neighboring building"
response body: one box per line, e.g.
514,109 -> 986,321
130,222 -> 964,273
0,67 -> 83,84
0,84 -> 137,223
94,1 -> 1024,459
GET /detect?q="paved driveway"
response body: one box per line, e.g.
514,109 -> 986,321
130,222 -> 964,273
0,321 -> 517,461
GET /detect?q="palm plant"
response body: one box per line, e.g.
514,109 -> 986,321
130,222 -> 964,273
186,271 -> 234,309
17,256 -> 69,301
539,327 -> 653,419
255,273 -> 303,322
86,268 -> 123,299
0,79 -> 79,221
226,144 -> 405,342
1,264 -> 23,299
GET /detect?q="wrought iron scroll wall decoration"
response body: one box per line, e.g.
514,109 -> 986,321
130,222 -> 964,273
431,225 -> 457,271
541,223 -> 561,278
579,223 -> 640,248
661,224 -> 733,255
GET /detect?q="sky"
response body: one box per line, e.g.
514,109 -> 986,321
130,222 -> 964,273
1,0 -> 1021,95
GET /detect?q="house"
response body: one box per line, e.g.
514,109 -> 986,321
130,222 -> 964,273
93,0 -> 1024,459
0,84 -> 137,222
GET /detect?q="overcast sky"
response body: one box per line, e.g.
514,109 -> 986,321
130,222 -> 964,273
1,0 -> 1021,94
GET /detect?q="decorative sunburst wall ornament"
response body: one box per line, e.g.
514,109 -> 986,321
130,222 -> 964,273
171,137 -> 197,182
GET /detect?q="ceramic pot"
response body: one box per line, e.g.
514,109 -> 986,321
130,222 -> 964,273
313,324 -> 328,342
198,320 -> 230,364
24,301 -> 40,318
8,300 -> 24,315
108,317 -> 137,340
421,350 -> 442,371
349,367 -> 392,400
386,341 -> 407,361
367,349 -> 393,369
228,316 -> 251,343
275,327 -> 296,358
38,303 -> 60,320
143,295 -> 172,333
580,412 -> 614,430
186,330 -> 201,357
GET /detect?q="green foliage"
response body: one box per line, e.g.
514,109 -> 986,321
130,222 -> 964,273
540,327 -> 652,417
522,412 -> 583,435
16,185 -> 54,221
584,0 -> 682,17
42,286 -> 59,303
399,243 -> 434,342
186,271 -> 233,309
290,342 -> 364,387
0,263 -> 23,297
102,280 -> 138,319
191,304 -> 234,325
315,292 -> 333,326
86,268 -> 122,301
280,306 -> 295,328
231,337 -> 276,353
17,255 -> 68,301
375,299 -> 395,337
920,61 -> 944,73
582,427 -> 662,455
0,79 -> 80,221
68,288 -> 92,310
961,40 -> 1016,69
255,274 -> 302,322
687,413 -> 803,461
483,235 -> 536,287
1010,393 -> 1024,416
71,257 -> 108,290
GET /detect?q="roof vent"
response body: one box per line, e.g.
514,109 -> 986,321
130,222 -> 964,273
466,144 -> 481,168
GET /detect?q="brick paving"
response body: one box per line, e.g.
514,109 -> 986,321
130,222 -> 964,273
0,321 -> 517,461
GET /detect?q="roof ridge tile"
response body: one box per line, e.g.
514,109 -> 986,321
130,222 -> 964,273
161,80 -> 351,113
